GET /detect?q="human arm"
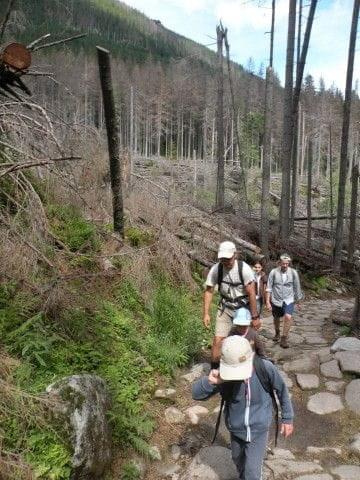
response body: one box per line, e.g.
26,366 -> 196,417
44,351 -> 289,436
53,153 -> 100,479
265,271 -> 274,310
203,286 -> 214,328
265,361 -> 294,427
292,269 -> 304,304
203,264 -> 218,328
244,281 -> 260,329
253,333 -> 267,358
192,374 -> 221,401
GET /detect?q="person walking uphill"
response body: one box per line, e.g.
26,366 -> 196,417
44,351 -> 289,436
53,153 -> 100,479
266,253 -> 303,349
192,336 -> 294,480
203,241 -> 260,369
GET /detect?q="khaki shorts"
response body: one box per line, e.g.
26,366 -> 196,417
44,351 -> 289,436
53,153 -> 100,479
215,306 -> 235,337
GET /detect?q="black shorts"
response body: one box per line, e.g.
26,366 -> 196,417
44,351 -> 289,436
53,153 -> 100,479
271,302 -> 295,318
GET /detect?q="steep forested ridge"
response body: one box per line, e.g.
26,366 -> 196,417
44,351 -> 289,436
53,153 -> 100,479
11,0 -> 219,67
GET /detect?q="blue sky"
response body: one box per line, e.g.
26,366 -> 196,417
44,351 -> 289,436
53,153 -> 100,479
121,0 -> 359,92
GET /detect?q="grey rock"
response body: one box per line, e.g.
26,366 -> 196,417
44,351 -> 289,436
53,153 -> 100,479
271,448 -> 296,459
185,405 -> 209,425
314,347 -> 332,363
330,465 -> 360,480
296,374 -> 320,390
305,336 -> 328,345
289,332 -> 305,344
155,388 -> 177,399
157,463 -> 181,478
349,433 -> 360,455
345,380 -> 360,415
264,459 -> 323,477
46,374 -> 111,479
325,381 -> 345,392
320,360 -> 343,379
335,351 -> 360,375
181,363 -> 210,383
170,444 -> 182,461
181,446 -> 238,480
283,355 -> 318,373
293,475 -> 333,480
331,337 -> 360,353
165,407 -> 185,424
306,446 -> 342,455
307,392 -> 344,414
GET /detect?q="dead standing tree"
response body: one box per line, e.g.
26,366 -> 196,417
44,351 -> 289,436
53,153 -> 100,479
279,0 -> 297,243
215,23 -> 226,211
333,0 -> 359,272
97,46 -> 124,237
260,0 -> 275,258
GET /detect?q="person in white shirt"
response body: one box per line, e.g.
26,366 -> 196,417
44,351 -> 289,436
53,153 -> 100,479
265,254 -> 303,348
203,241 -> 260,370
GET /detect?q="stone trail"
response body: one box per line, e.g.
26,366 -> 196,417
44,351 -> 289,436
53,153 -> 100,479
142,297 -> 360,480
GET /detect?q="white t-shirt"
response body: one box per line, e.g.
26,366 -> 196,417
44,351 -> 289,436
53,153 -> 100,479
205,260 -> 255,300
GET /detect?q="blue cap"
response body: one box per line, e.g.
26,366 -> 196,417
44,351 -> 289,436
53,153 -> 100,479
233,308 -> 251,326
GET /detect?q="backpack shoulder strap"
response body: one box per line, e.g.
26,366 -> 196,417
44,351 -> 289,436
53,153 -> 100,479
253,355 -> 280,446
217,262 -> 223,291
238,260 -> 244,286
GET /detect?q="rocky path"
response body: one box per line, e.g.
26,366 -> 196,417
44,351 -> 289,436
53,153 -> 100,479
140,297 -> 360,480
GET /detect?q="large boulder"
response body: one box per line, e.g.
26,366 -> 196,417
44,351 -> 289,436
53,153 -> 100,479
181,446 -> 238,480
330,337 -> 360,353
345,379 -> 360,415
46,374 -> 112,479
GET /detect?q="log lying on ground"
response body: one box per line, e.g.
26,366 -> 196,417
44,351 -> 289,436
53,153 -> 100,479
188,218 -> 261,254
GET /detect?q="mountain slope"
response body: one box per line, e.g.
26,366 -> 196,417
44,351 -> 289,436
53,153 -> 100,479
10,0 -> 222,68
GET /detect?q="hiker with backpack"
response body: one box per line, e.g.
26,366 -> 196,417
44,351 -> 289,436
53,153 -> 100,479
203,241 -> 260,370
192,336 -> 294,480
229,308 -> 266,358
253,260 -> 267,314
266,253 -> 303,349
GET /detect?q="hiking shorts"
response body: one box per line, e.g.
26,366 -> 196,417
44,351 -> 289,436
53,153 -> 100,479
272,302 -> 295,318
215,306 -> 235,337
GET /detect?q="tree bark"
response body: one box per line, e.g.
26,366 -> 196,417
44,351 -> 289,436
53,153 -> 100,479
279,0 -> 297,242
348,164 -> 359,264
97,46 -> 124,236
215,24 -> 226,210
290,0 -> 318,231
307,140 -> 313,248
333,0 -> 359,271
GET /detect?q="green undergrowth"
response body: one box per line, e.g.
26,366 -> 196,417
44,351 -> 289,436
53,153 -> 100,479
0,273 -> 202,479
0,194 -> 203,479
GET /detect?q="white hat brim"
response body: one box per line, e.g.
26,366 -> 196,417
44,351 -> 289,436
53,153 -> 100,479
217,250 -> 234,259
219,352 -> 254,381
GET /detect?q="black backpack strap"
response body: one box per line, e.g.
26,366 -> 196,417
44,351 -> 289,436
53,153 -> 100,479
212,396 -> 225,444
238,260 -> 244,287
253,355 -> 280,447
217,262 -> 223,291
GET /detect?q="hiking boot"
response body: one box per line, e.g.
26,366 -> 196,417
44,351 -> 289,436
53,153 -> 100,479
280,336 -> 289,348
273,331 -> 280,343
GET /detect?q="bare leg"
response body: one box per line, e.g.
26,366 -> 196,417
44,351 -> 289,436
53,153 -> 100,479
211,335 -> 225,366
273,316 -> 281,342
280,314 -> 292,348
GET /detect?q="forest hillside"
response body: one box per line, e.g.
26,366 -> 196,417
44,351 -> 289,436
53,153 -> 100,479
1,0 -> 360,479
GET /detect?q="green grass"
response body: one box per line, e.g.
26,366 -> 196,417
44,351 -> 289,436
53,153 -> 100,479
0,272 -> 203,478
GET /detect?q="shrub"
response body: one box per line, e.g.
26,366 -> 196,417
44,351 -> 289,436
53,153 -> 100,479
47,204 -> 99,252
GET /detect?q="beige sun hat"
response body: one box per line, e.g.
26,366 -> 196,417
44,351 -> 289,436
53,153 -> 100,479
219,336 -> 254,381
218,241 -> 236,259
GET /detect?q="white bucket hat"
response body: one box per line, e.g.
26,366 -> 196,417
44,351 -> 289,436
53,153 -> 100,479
233,308 -> 251,326
218,241 -> 236,259
220,336 -> 254,381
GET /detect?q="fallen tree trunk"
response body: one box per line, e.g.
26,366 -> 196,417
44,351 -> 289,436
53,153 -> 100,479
190,218 -> 261,253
